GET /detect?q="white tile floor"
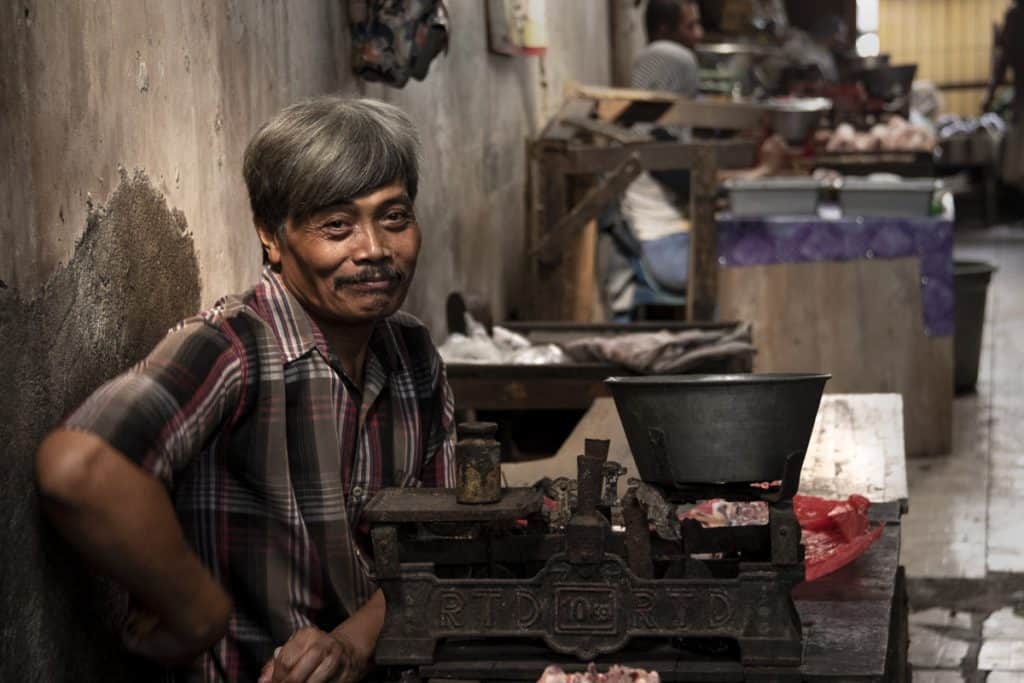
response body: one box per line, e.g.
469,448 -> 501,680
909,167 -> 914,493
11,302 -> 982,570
985,609 -> 1024,640
903,227 -> 1024,578
913,608 -> 974,631
902,226 -> 1024,680
985,673 -> 1024,682
914,670 -> 966,682
909,626 -> 972,669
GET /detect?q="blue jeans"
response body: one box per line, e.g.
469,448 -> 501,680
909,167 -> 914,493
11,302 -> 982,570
639,232 -> 689,294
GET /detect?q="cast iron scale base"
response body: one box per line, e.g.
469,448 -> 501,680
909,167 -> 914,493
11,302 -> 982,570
364,441 -> 808,682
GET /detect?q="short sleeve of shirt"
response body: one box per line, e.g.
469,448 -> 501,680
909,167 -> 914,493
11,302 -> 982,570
62,319 -> 245,490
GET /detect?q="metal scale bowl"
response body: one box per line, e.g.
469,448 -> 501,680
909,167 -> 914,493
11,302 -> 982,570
366,373 -> 830,681
607,373 -> 830,495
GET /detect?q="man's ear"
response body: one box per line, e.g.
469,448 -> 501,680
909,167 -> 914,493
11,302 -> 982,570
255,222 -> 283,268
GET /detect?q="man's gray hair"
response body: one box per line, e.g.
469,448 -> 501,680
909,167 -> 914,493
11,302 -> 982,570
243,96 -> 420,231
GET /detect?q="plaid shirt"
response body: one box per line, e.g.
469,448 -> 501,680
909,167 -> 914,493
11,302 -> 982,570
64,267 -> 455,682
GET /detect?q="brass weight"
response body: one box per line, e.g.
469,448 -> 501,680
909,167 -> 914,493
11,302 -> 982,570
455,421 -> 502,504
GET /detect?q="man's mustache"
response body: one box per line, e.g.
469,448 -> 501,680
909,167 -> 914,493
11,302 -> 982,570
334,264 -> 405,286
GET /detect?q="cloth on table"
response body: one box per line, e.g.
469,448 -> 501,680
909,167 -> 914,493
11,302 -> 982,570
438,315 -> 570,365
559,323 -> 754,374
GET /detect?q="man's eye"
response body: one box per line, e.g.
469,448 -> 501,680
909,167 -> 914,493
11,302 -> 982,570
323,219 -> 352,230
384,211 -> 411,224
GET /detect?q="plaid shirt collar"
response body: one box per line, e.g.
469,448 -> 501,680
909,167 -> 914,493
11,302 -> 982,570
257,267 -> 397,391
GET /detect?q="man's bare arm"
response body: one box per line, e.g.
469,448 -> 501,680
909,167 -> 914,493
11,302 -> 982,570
36,428 -> 231,662
331,588 -> 386,665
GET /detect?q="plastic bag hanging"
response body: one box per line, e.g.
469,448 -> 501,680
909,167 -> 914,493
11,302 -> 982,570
350,0 -> 450,88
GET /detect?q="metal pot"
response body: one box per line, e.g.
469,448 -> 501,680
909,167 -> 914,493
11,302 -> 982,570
606,373 -> 830,485
765,97 -> 832,144
860,64 -> 917,101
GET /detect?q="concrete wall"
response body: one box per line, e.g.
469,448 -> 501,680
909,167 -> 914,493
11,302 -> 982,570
0,1 -> 611,680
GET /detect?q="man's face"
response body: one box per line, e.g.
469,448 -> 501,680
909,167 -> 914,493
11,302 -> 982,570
674,3 -> 704,50
260,182 -> 421,326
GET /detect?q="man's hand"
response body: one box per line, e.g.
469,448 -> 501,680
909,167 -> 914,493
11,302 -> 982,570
258,627 -> 368,683
259,589 -> 385,683
759,134 -> 789,174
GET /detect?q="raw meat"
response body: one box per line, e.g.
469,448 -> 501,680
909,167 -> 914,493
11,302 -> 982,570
678,500 -> 769,527
537,664 -> 660,683
678,493 -> 884,581
823,116 -> 935,153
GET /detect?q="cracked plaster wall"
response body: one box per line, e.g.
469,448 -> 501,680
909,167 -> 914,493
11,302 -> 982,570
0,1 -> 612,679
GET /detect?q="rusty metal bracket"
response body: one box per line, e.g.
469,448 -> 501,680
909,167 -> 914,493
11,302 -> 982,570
531,154 -> 643,268
566,441 -> 611,565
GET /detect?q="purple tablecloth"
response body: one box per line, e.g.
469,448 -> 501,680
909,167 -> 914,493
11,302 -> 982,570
717,215 -> 954,337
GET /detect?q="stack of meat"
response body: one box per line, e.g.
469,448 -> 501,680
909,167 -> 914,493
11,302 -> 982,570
825,116 -> 935,153
538,664 -> 659,683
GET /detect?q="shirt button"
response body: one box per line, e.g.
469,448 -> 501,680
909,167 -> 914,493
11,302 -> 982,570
351,485 -> 365,500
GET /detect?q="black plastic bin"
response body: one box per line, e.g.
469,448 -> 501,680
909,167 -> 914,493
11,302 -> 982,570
954,260 -> 997,393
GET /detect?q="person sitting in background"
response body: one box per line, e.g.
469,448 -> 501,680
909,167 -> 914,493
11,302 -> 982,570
620,0 -> 704,298
985,0 -> 1024,188
782,15 -> 847,86
609,0 -> 785,317
984,0 -> 1024,120
35,96 -> 455,683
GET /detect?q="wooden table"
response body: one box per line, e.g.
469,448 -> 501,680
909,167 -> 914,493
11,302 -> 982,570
793,502 -> 908,681
716,214 -> 954,458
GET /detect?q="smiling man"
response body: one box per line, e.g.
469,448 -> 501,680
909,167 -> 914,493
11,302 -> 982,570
35,97 -> 455,683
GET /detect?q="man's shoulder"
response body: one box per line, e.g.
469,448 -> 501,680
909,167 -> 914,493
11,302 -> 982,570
173,282 -> 273,350
637,40 -> 697,66
191,282 -> 256,323
632,40 -> 698,94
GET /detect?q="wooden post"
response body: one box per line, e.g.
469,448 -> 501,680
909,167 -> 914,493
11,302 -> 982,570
609,0 -> 639,88
534,147 -> 569,320
687,144 -> 718,322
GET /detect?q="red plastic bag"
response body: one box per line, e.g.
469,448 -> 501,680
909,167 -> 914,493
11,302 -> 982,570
794,494 -> 884,581
803,524 -> 885,581
793,493 -> 869,532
